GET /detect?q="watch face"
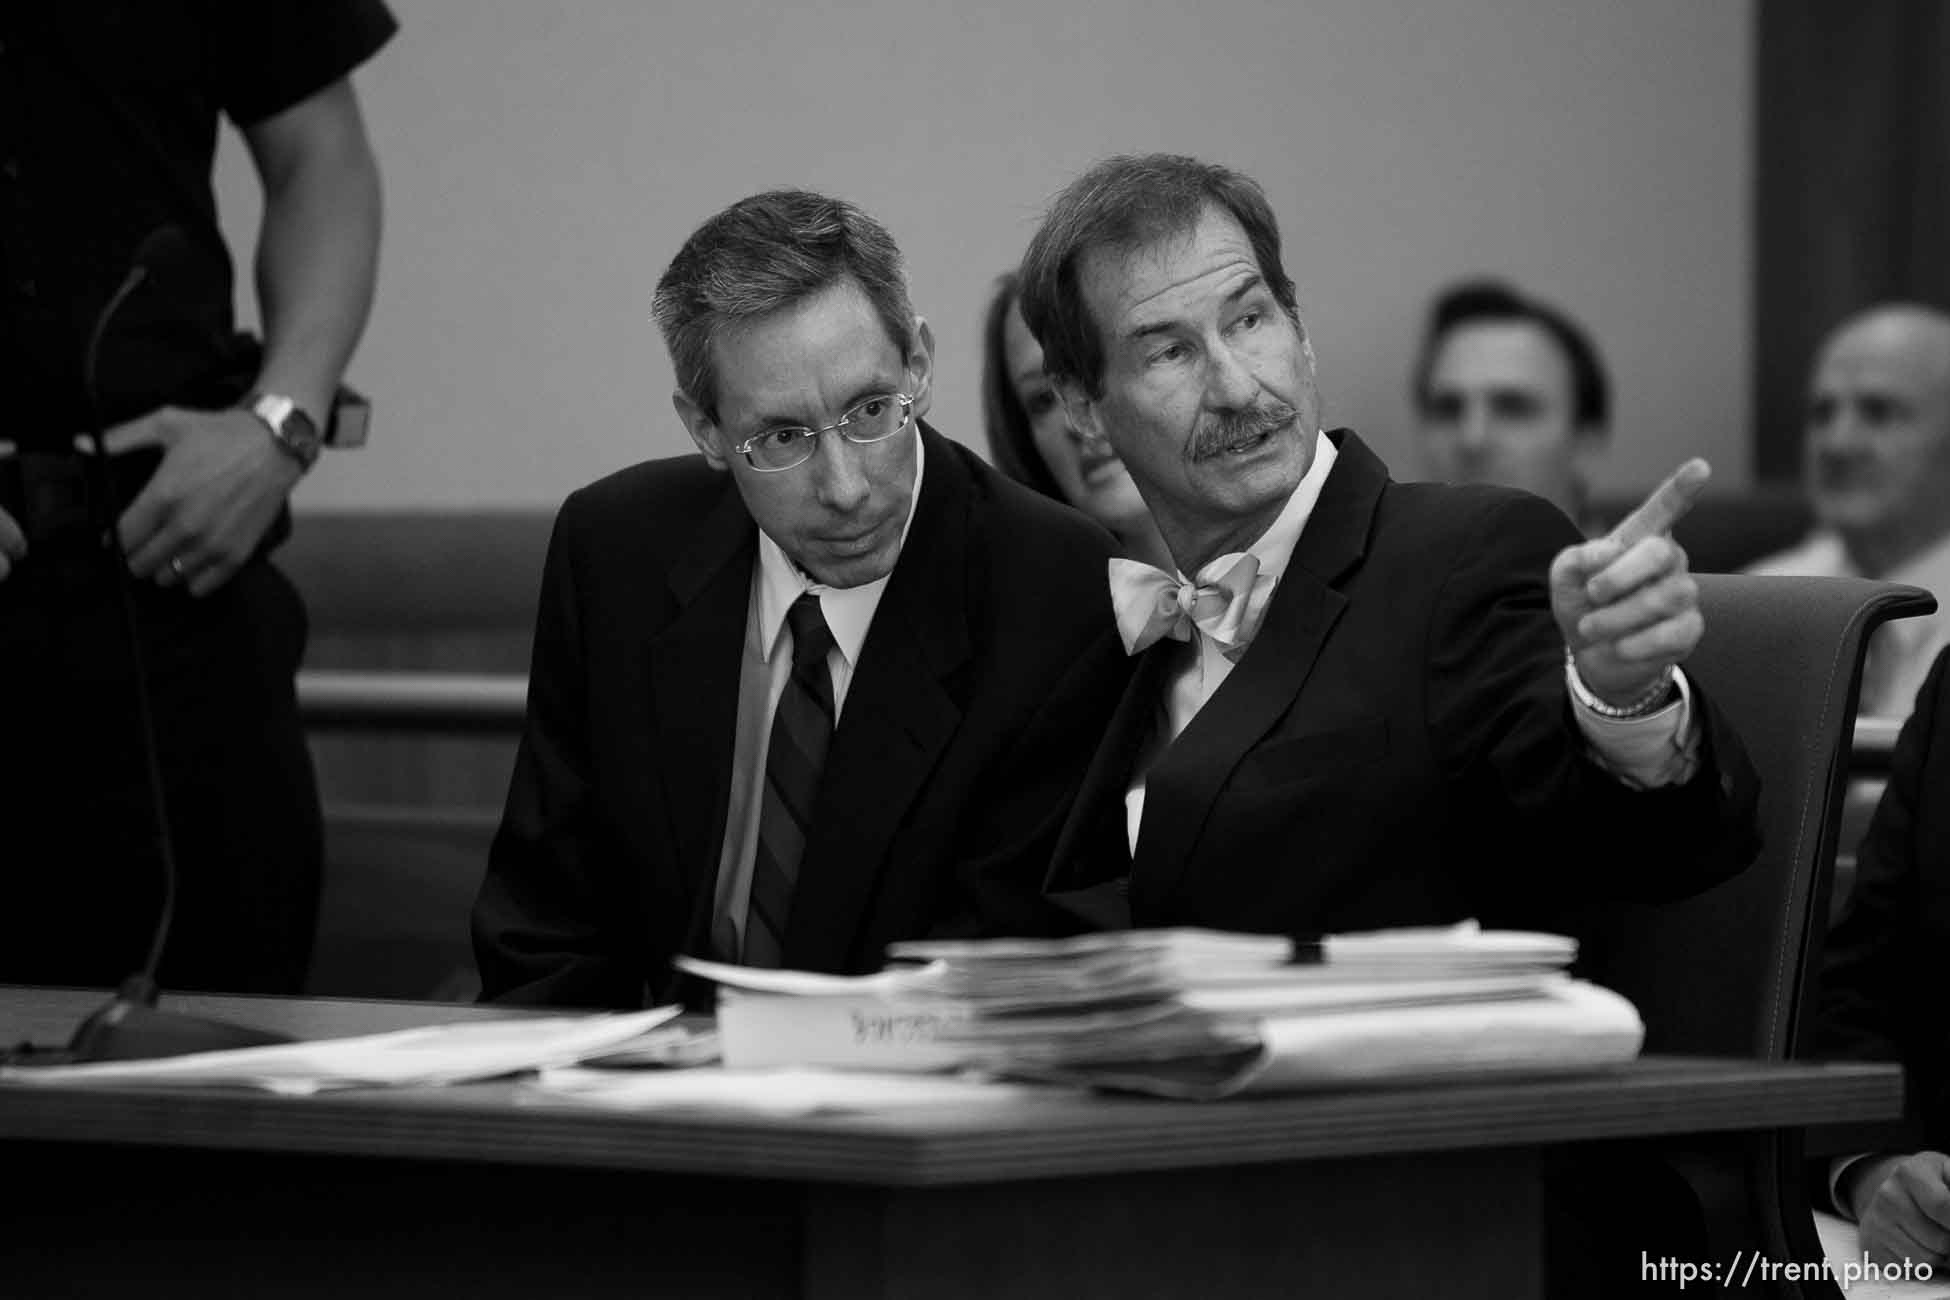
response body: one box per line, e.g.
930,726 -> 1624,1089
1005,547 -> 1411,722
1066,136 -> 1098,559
253,393 -> 322,467
283,408 -> 322,449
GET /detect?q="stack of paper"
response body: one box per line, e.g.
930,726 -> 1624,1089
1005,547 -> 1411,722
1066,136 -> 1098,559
671,959 -> 975,1072
678,922 -> 1644,1099
529,1066 -> 1062,1117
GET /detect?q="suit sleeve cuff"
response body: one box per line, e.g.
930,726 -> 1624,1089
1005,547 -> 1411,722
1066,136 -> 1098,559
1569,664 -> 1700,789
1830,1153 -> 1877,1219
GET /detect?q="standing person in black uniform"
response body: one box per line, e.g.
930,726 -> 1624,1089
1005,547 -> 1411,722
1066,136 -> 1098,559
0,2 -> 396,993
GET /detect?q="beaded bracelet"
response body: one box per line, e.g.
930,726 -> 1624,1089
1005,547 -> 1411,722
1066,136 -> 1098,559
1564,647 -> 1676,719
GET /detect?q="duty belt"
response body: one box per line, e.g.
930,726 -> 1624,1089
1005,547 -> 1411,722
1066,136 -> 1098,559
0,447 -> 162,552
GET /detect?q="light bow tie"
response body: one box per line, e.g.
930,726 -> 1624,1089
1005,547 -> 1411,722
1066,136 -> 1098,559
1108,552 -> 1271,662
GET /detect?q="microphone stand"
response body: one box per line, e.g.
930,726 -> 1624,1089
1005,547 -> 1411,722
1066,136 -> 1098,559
12,234 -> 293,1064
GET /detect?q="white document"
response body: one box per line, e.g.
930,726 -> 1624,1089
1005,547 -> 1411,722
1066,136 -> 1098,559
1008,979 -> 1644,1099
1812,1211 -> 1950,1298
712,987 -> 976,1072
675,925 -> 1635,1100
0,1007 -> 680,1096
675,955 -> 978,1072
1320,920 -> 1576,970
673,955 -> 941,998
527,1065 -> 1063,1117
888,928 -> 1294,965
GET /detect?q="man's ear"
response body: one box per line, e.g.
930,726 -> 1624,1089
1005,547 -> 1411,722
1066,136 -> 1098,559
1054,375 -> 1104,444
674,391 -> 731,472
1290,308 -> 1317,374
906,317 -> 937,422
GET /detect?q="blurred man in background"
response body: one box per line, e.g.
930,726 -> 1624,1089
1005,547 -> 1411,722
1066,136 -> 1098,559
1747,304 -> 1950,718
1412,278 -> 1611,535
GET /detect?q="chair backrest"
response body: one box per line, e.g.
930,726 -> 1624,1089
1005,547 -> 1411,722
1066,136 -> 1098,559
1581,575 -> 1933,1059
1572,575 -> 1933,1299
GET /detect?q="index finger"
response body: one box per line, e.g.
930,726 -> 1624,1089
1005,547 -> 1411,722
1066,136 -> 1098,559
1608,458 -> 1711,547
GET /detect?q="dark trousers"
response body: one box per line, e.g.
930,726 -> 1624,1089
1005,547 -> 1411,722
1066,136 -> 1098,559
0,546 -> 321,994
1544,1145 -> 1713,1298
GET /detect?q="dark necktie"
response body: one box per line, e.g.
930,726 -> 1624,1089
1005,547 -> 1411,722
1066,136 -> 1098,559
743,593 -> 836,968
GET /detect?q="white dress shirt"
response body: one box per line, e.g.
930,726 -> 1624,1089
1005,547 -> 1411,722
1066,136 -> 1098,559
1124,434 -> 1698,854
1747,528 -> 1950,718
709,434 -> 926,959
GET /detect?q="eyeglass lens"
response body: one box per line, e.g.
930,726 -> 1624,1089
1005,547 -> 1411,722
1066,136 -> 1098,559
744,395 -> 909,470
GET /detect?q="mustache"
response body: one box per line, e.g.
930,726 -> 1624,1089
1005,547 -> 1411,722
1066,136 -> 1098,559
1188,401 -> 1299,462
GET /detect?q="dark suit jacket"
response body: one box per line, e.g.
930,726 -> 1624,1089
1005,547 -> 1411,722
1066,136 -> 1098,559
474,426 -> 1131,1007
1815,645 -> 1950,1155
1045,429 -> 1761,936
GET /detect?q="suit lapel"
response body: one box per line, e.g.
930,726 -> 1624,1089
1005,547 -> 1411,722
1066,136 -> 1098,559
1129,430 -> 1386,916
1045,644 -> 1171,886
649,482 -> 757,937
783,426 -> 970,970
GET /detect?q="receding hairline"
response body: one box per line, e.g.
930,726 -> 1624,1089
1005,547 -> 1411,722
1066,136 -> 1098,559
1823,304 -> 1950,389
1076,205 -> 1284,347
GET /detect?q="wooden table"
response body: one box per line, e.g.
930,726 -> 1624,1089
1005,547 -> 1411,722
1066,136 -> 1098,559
0,986 -> 1902,1299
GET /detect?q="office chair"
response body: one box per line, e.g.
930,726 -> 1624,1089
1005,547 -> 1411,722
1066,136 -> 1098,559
1575,574 -> 1934,1298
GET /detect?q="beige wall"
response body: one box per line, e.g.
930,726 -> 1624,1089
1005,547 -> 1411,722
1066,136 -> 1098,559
218,0 -> 1753,511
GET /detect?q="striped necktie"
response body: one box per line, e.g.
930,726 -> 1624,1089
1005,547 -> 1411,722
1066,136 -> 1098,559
743,592 -> 836,968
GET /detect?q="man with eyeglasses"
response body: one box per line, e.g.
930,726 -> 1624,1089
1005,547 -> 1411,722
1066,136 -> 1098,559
472,190 -> 1131,1007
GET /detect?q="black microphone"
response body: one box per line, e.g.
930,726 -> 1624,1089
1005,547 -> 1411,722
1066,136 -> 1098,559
51,226 -> 292,1062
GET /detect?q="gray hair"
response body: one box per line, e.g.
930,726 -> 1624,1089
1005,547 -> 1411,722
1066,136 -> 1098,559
651,190 -> 915,422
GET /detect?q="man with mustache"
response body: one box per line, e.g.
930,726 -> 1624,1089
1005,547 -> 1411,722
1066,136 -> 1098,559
1748,304 -> 1950,719
1018,155 -> 1762,1296
473,190 -> 1129,1007
1021,154 -> 1757,937
1412,277 -> 1612,536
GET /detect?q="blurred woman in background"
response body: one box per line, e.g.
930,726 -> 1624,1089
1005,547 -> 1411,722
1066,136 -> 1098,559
981,272 -> 1170,569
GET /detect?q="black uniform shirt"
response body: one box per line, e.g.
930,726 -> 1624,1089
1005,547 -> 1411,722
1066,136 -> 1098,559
0,1 -> 395,444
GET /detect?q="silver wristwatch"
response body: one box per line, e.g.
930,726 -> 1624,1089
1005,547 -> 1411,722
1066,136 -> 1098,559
248,392 -> 323,472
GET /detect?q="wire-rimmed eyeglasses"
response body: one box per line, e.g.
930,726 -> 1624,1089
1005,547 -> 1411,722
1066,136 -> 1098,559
730,393 -> 914,473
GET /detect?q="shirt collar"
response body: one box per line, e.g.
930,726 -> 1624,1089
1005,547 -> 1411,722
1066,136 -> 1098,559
1886,526 -> 1950,591
1798,526 -> 1950,589
1184,428 -> 1337,583
754,428 -> 927,667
